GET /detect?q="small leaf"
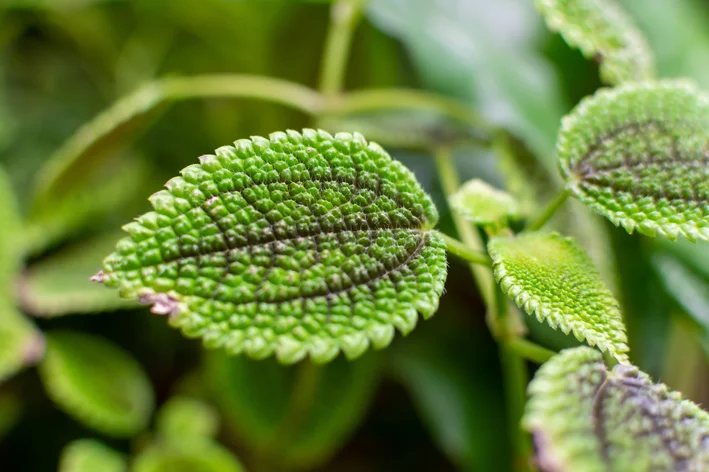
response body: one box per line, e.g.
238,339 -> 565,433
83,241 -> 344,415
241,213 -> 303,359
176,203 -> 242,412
488,232 -> 628,362
98,130 -> 447,362
559,80 -> 709,241
38,331 -> 154,437
20,232 -> 139,317
0,307 -> 45,383
449,178 -> 521,228
58,439 -> 126,472
0,165 -> 23,295
524,347 -> 709,471
535,0 -> 655,84
156,396 -> 219,445
132,442 -> 245,472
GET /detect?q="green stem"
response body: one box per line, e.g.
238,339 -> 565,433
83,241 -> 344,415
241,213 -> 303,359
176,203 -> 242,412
525,188 -> 570,232
440,233 -> 491,267
318,0 -> 367,95
507,338 -> 556,364
500,342 -> 532,471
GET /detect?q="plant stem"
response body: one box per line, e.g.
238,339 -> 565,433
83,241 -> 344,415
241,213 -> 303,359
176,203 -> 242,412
507,338 -> 556,364
525,188 -> 570,232
318,0 -> 367,96
500,342 -> 532,471
440,233 -> 491,267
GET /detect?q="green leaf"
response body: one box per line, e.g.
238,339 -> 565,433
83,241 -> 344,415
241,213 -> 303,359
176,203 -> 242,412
98,130 -> 447,363
205,351 -> 379,470
19,232 -> 139,317
38,331 -> 154,437
132,442 -> 245,472
58,439 -> 126,472
524,346 -> 709,471
449,178 -> 521,228
0,390 -> 22,440
535,0 -> 655,84
0,307 -> 44,383
488,232 -> 628,362
156,396 -> 219,445
559,80 -> 709,241
0,164 -> 23,295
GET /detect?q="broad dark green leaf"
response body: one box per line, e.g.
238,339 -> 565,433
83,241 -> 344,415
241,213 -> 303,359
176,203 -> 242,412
524,347 -> 709,471
559,80 -> 709,241
97,130 -> 447,363
58,439 -> 126,472
489,232 -> 628,362
39,331 -> 154,437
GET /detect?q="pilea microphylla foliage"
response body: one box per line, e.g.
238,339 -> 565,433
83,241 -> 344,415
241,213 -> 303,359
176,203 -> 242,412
3,0 -> 709,470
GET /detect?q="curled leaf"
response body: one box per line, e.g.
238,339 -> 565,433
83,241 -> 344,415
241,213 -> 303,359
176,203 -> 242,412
559,80 -> 709,241
535,0 -> 655,84
58,439 -> 126,472
38,331 -> 154,437
156,396 -> 219,445
488,232 -> 628,362
98,130 -> 447,363
449,178 -> 521,228
524,347 -> 709,471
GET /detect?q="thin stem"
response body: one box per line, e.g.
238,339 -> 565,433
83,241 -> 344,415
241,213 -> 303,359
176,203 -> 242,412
318,0 -> 367,96
507,338 -> 556,364
440,233 -> 491,267
525,188 -> 570,232
500,343 -> 532,471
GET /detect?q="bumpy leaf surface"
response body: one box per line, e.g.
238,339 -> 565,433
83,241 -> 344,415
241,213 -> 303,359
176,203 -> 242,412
99,130 -> 447,363
535,0 -> 655,84
39,331 -> 154,437
559,81 -> 709,241
449,178 -> 521,228
488,232 -> 628,362
59,439 -> 126,472
524,347 -> 709,471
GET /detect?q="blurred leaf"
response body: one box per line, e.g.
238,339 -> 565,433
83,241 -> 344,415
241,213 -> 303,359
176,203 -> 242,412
559,80 -> 709,242
58,439 -> 126,472
206,352 -> 380,470
156,396 -> 219,445
132,441 -> 245,472
19,232 -> 139,317
489,232 -> 628,362
524,347 -> 709,471
449,178 -> 521,228
0,390 -> 22,440
535,0 -> 655,84
0,307 -> 44,384
39,330 -> 154,437
653,253 -> 709,332
98,130 -> 447,363
367,0 -> 566,162
0,165 -> 23,295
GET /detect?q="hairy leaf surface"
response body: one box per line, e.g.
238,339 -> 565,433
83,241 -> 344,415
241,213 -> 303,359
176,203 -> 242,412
535,0 -> 655,84
449,178 -> 521,228
524,347 -> 709,471
98,130 -> 447,363
58,439 -> 126,472
39,331 -> 154,437
488,232 -> 628,362
559,81 -> 709,241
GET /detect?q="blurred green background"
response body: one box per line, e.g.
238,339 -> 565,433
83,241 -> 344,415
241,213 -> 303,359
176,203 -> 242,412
2,0 -> 709,470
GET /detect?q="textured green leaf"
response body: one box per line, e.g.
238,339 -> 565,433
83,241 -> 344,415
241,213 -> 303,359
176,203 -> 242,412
20,232 -> 139,317
0,307 -> 44,383
58,439 -> 126,472
524,347 -> 709,471
488,232 -> 628,362
535,0 -> 655,84
449,178 -> 521,228
206,351 -> 379,470
156,396 -> 219,445
559,80 -> 709,241
98,130 -> 447,363
38,331 -> 154,437
132,442 -> 245,472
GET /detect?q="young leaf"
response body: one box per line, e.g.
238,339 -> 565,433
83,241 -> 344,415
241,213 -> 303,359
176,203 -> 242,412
132,442 -> 245,472
58,439 -> 126,472
524,347 -> 709,471
156,396 -> 219,445
20,232 -> 139,317
558,80 -> 709,241
0,307 -> 44,383
488,232 -> 628,362
449,178 -> 521,228
97,130 -> 447,363
38,331 -> 154,437
535,0 -> 655,84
